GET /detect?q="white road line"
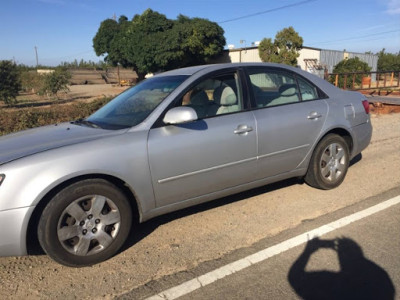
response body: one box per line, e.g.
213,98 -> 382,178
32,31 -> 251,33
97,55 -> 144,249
146,195 -> 400,300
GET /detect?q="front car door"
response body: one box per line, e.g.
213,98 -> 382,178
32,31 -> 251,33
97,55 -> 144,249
147,70 -> 258,207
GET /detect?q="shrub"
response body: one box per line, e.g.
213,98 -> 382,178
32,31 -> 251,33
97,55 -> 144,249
378,49 -> 400,72
0,60 -> 21,105
0,97 -> 111,136
20,71 -> 45,93
40,67 -> 71,98
331,57 -> 371,89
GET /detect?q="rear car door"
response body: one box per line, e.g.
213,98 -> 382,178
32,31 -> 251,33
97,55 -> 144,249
247,67 -> 329,179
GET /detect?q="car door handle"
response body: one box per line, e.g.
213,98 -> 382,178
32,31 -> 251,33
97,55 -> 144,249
234,125 -> 253,135
307,111 -> 322,120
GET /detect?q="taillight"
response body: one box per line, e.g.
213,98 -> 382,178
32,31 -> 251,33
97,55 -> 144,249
362,99 -> 370,114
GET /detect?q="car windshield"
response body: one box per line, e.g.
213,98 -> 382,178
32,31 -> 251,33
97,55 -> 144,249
86,75 -> 188,129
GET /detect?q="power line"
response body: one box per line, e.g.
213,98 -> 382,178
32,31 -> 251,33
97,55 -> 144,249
309,29 -> 400,46
218,0 -> 317,24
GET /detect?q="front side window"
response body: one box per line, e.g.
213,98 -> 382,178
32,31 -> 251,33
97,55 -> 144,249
87,75 -> 188,129
179,73 -> 243,119
249,70 -> 300,107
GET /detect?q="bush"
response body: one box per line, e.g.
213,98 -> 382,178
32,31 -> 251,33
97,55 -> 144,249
0,97 -> 111,136
378,49 -> 400,72
20,71 -> 45,93
0,60 -> 21,105
40,67 -> 71,98
331,57 -> 371,89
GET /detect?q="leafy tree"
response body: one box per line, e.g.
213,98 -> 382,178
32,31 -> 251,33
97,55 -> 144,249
93,9 -> 226,81
258,27 -> 303,66
0,60 -> 21,105
41,67 -> 71,98
258,38 -> 279,63
331,57 -> 371,89
93,18 -> 122,65
377,49 -> 400,72
175,15 -> 226,66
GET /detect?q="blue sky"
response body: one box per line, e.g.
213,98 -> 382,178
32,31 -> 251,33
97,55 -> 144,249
0,0 -> 399,66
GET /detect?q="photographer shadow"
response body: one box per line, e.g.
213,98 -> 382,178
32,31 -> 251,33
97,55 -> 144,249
288,237 -> 395,300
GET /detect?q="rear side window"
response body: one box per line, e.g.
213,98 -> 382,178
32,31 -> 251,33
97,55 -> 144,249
248,70 -> 300,108
297,76 -> 319,101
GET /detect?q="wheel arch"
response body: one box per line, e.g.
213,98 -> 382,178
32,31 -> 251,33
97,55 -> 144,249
26,174 -> 140,255
319,127 -> 353,154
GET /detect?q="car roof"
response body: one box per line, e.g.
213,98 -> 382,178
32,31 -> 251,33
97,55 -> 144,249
155,62 -> 340,96
157,62 -> 299,77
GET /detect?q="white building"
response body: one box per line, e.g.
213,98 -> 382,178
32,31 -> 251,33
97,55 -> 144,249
214,46 -> 378,78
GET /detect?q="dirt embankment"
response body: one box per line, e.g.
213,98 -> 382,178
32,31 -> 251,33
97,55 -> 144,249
1,84 -> 129,111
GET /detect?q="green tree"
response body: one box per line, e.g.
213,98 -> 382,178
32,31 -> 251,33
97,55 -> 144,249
41,67 -> 71,98
377,49 -> 400,72
177,15 -> 225,65
93,18 -> 123,65
0,60 -> 21,105
331,57 -> 371,89
258,27 -> 303,66
93,9 -> 226,81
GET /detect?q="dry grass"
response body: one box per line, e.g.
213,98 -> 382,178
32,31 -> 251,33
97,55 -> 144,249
0,84 -> 129,136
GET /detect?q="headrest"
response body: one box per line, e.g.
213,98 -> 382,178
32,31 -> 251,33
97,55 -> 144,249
220,86 -> 237,106
190,90 -> 209,106
213,86 -> 224,105
279,84 -> 297,96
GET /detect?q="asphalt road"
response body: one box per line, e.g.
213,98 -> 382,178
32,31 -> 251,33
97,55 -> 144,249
0,113 -> 399,299
136,187 -> 400,300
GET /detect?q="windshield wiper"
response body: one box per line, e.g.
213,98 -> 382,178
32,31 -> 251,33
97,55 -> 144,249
71,119 -> 101,129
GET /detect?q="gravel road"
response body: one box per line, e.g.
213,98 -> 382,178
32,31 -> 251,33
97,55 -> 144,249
0,113 -> 399,299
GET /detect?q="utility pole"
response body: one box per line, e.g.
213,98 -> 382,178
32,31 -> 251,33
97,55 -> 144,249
34,46 -> 39,68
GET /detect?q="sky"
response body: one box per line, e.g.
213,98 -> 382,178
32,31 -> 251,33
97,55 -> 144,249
0,0 -> 399,66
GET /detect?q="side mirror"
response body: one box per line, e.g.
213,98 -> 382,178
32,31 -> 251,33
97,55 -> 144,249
163,107 -> 198,124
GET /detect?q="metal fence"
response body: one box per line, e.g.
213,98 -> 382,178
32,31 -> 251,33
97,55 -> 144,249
327,71 -> 400,90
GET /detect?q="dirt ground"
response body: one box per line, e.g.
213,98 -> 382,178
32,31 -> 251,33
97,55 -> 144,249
1,84 -> 129,110
66,84 -> 129,101
0,112 -> 399,299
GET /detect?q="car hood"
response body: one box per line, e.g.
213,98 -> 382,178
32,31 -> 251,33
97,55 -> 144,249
0,122 -> 120,165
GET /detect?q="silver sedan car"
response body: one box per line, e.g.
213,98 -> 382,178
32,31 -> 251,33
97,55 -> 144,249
0,63 -> 372,266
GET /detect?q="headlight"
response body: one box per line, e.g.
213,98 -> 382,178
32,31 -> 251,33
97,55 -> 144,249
0,174 -> 5,186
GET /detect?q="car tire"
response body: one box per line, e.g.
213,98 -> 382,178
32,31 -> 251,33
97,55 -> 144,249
305,134 -> 350,190
38,179 -> 132,267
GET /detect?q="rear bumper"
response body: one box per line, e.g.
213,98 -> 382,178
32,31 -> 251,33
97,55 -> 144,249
351,120 -> 372,158
0,206 -> 34,256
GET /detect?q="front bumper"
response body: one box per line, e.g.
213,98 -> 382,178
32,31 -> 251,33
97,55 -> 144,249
0,206 -> 35,256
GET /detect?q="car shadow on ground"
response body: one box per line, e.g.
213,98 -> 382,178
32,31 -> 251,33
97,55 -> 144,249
121,176 -> 302,253
288,237 -> 395,299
